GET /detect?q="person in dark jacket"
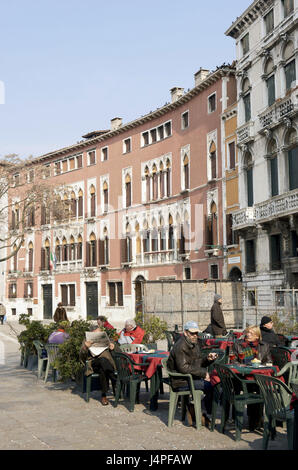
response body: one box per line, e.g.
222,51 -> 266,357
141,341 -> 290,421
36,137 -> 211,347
259,316 -> 282,346
53,302 -> 68,323
210,294 -> 227,337
167,320 -> 218,427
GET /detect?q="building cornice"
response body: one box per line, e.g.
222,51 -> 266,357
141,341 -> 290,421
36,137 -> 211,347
33,66 -> 235,165
225,0 -> 275,39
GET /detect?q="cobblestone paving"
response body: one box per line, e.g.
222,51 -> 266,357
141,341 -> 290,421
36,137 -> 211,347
0,322 -> 289,451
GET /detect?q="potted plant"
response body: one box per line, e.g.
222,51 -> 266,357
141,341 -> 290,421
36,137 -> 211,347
135,311 -> 168,344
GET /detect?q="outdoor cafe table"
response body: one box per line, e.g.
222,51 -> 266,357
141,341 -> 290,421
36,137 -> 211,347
204,337 -> 234,350
127,350 -> 169,411
210,363 -> 284,387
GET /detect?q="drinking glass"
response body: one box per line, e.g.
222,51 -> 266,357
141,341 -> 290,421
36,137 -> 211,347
229,349 -> 236,364
238,351 -> 245,364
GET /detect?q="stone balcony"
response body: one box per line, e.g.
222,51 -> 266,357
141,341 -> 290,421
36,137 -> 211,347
259,92 -> 298,131
236,121 -> 255,145
232,188 -> 298,230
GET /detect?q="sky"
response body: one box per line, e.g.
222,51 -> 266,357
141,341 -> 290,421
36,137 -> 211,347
0,0 -> 250,159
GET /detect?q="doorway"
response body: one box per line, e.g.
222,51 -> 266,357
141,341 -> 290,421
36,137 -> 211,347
43,284 -> 53,319
86,282 -> 98,319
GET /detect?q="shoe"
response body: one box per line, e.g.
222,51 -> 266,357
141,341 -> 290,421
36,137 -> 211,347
101,396 -> 109,406
202,413 -> 211,429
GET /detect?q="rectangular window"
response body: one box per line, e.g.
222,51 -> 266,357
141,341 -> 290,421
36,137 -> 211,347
184,267 -> 191,280
283,0 -> 294,17
243,93 -> 251,122
181,111 -> 189,129
43,165 -> 51,178
241,33 -> 249,56
150,128 -> 157,143
270,234 -> 282,270
228,141 -> 236,170
289,147 -> 298,190
60,284 -> 76,306
247,290 -> 256,306
157,125 -> 164,140
13,174 -> 20,186
76,155 -> 83,168
270,156 -> 279,197
55,161 -> 61,175
27,169 -> 34,183
275,291 -> 285,307
210,264 -> 219,279
247,166 -> 254,207
123,138 -> 131,154
69,157 -> 75,170
267,75 -> 275,107
246,239 -> 256,273
101,147 -> 108,161
62,160 -> 68,172
11,308 -> 16,316
285,59 -> 296,90
264,9 -> 274,35
164,121 -> 172,137
27,308 -> 33,316
88,150 -> 96,165
24,281 -> 33,298
142,132 -> 149,146
108,282 -> 123,306
208,93 -> 216,113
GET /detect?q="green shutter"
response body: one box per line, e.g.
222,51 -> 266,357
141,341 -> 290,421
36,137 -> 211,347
247,167 -> 254,207
270,157 -> 279,196
267,75 -> 275,107
289,147 -> 298,190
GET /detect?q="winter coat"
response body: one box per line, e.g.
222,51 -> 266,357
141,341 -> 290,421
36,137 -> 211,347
0,304 -> 6,316
210,301 -> 227,336
53,307 -> 68,323
118,325 -> 145,345
260,326 -> 282,346
79,340 -> 121,376
167,334 -> 209,389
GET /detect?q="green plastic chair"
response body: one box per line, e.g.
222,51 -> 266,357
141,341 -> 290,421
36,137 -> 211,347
44,344 -> 60,383
215,364 -> 264,441
164,331 -> 175,352
270,346 -> 291,371
20,342 -> 29,368
113,352 -> 148,412
161,357 -> 204,430
254,374 -> 294,450
144,343 -> 157,350
33,340 -> 48,379
275,362 -> 298,390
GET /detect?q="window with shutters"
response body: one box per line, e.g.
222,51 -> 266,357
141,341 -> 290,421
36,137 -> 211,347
184,267 -> 191,280
151,225 -> 158,252
86,233 -> 97,267
152,166 -> 158,200
210,264 -> 219,279
181,111 -> 189,129
208,93 -> 216,113
283,0 -> 294,18
168,216 -> 174,250
228,141 -> 236,170
103,181 -> 108,213
28,243 -> 33,272
76,154 -> 83,168
123,138 -> 131,154
77,235 -> 83,260
27,207 -> 35,227
264,9 -> 274,35
60,284 -> 75,306
9,283 -> 17,298
242,78 -> 251,123
27,169 -> 34,183
291,231 -> 298,257
183,154 -> 190,190
245,239 -> 256,273
270,234 -> 282,270
284,41 -> 296,91
71,192 -> 77,218
78,189 -> 83,217
108,282 -> 123,307
101,147 -> 108,161
13,244 -> 17,272
88,150 -> 96,165
125,174 -> 132,207
166,160 -> 171,197
24,281 -> 33,299
141,121 -> 172,148
286,129 -> 298,190
43,165 -> 51,178
241,33 -> 249,56
226,213 -> 239,246
99,229 -> 109,266
90,185 -> 96,217
208,141 -> 217,181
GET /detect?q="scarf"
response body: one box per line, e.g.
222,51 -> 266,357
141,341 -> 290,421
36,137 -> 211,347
240,340 -> 259,364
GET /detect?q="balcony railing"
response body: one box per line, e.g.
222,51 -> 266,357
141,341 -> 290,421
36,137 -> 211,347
259,95 -> 296,130
232,189 -> 298,229
136,250 -> 176,265
237,121 -> 254,144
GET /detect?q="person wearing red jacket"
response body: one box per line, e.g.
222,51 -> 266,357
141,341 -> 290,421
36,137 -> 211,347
97,316 -> 114,330
118,319 -> 145,345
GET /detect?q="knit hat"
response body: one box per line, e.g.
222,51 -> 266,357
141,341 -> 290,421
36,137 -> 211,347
214,294 -> 222,302
184,320 -> 200,333
260,316 -> 272,326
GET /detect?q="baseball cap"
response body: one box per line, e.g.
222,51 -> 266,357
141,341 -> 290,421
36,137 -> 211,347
184,320 -> 200,333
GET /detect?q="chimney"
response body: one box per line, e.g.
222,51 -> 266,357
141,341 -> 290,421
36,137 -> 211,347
170,87 -> 184,103
194,68 -> 210,87
110,117 -> 122,131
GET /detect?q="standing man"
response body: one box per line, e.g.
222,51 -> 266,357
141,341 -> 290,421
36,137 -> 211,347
0,302 -> 6,325
167,320 -> 217,427
210,294 -> 227,337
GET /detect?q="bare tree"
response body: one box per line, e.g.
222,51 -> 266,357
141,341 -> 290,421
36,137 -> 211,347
0,154 -> 70,263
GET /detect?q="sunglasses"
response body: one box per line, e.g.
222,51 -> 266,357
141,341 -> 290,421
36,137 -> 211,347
187,331 -> 199,336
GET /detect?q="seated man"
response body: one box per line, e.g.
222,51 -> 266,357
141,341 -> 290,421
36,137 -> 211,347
48,322 -> 70,344
79,329 -> 120,406
259,316 -> 283,346
167,320 -> 217,428
118,319 -> 145,345
97,315 -> 115,330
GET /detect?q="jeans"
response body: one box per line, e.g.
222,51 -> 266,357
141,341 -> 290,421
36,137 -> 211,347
0,315 -> 4,325
174,378 -> 213,415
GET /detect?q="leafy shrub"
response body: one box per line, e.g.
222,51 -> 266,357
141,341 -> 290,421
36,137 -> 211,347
135,312 -> 168,343
270,311 -> 298,336
17,315 -> 57,355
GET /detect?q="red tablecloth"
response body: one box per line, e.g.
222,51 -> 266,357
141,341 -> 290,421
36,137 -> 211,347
233,331 -> 244,339
210,364 -> 283,387
290,393 -> 298,410
205,338 -> 234,350
128,351 -> 169,379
